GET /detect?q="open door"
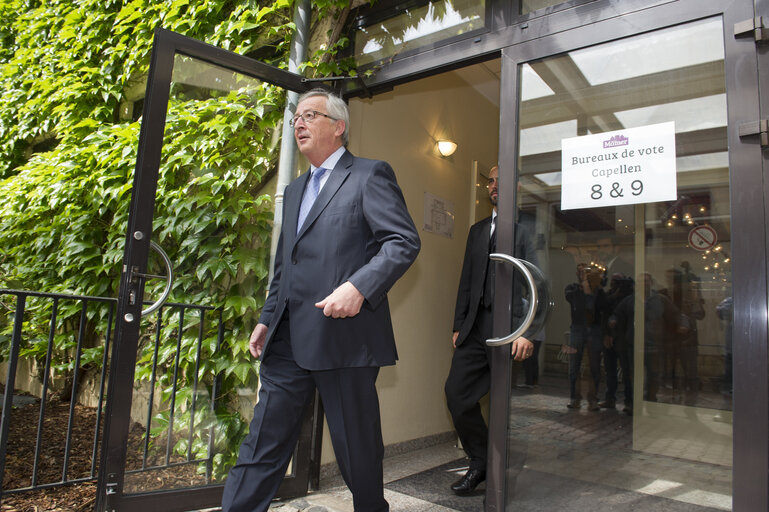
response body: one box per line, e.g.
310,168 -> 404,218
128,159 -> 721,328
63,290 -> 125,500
486,1 -> 767,510
95,29 -> 319,511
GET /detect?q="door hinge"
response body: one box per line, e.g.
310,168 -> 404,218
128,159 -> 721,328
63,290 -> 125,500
734,16 -> 768,42
738,119 -> 769,147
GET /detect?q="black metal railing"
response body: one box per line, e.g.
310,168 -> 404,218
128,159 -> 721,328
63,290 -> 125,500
0,289 -> 224,501
124,301 -> 224,489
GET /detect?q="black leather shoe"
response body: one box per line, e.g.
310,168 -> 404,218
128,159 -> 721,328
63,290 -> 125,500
450,469 -> 486,495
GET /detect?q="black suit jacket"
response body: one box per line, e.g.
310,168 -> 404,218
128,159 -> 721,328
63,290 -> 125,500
259,150 -> 420,370
452,216 -> 535,347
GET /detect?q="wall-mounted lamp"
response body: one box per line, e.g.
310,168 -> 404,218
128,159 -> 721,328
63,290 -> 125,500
437,140 -> 458,157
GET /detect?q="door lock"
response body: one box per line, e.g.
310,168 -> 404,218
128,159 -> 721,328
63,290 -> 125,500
125,240 -> 174,316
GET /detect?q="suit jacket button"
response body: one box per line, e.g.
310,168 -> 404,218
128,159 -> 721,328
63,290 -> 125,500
292,259 -> 297,264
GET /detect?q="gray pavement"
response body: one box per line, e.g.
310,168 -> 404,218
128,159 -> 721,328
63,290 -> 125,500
259,376 -> 732,511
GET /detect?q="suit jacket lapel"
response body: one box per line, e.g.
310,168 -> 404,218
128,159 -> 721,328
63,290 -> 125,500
473,216 -> 493,286
476,217 -> 493,257
284,171 -> 309,245
294,150 -> 353,241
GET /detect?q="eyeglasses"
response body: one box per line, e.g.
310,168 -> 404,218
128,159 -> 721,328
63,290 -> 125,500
289,110 -> 337,127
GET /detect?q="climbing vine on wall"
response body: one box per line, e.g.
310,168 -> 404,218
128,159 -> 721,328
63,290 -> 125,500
0,0 -> 359,480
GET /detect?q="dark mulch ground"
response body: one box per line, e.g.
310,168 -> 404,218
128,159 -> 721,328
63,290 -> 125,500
1,391 -> 100,512
1,385 -> 204,512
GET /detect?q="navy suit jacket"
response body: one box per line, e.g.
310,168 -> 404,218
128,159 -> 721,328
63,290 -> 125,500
258,150 -> 420,370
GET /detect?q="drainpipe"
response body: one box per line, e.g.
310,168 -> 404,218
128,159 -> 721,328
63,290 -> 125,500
269,0 -> 311,280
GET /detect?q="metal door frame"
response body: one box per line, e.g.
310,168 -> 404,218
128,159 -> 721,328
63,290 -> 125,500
95,28 -> 318,512
741,0 -> 769,510
489,0 -> 767,510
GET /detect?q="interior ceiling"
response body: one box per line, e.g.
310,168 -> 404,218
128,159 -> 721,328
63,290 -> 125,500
451,57 -> 724,129
449,53 -> 726,173
453,59 -> 502,107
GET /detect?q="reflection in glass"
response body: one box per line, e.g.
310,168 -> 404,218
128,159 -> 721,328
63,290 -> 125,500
521,63 -> 555,101
520,0 -> 584,15
354,0 -> 485,66
509,16 -> 732,510
122,54 -> 282,494
570,18 -> 724,85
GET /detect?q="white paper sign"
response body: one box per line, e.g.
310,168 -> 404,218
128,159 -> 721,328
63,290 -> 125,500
561,122 -> 677,210
423,191 -> 455,238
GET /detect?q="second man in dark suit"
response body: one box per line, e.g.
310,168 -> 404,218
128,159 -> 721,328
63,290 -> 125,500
445,165 -> 535,496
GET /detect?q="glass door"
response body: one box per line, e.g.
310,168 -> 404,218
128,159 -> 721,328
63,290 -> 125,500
95,29 -> 317,511
489,1 -> 767,510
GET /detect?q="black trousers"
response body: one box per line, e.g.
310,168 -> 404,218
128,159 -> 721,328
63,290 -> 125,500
222,318 -> 388,512
445,306 -> 493,471
522,339 -> 541,385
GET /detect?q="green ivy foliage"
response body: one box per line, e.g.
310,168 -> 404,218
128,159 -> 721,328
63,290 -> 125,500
0,0 -> 357,483
0,0 -> 297,179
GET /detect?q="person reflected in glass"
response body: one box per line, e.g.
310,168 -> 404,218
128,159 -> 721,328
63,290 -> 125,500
716,294 -> 733,398
660,263 -> 705,405
565,262 -> 609,410
594,234 -> 634,410
602,272 -> 634,412
610,273 -> 688,404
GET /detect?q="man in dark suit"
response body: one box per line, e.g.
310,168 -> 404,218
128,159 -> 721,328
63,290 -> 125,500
444,165 -> 535,495
222,89 -> 420,512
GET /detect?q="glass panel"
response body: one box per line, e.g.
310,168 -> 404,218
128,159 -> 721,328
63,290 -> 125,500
509,17 -> 732,510
354,0 -> 486,67
122,54 -> 283,494
520,0 -> 586,15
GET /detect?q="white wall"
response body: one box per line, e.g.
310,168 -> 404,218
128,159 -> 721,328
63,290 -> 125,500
317,65 -> 500,464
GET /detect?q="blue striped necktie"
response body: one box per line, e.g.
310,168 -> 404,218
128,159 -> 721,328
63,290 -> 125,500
297,167 -> 327,233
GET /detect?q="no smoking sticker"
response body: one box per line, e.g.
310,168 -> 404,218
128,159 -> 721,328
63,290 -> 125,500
688,225 -> 717,251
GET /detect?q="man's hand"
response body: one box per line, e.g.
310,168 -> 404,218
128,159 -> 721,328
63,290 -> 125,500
315,281 -> 365,318
249,323 -> 268,358
452,331 -> 459,348
511,336 -> 534,361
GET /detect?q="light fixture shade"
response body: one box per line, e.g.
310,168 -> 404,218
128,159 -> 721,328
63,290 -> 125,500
437,140 -> 458,157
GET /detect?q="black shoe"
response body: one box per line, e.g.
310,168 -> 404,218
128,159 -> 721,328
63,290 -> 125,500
451,469 -> 486,495
598,400 -> 616,409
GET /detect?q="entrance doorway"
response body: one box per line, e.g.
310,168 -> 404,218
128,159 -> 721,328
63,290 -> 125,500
349,5 -> 758,510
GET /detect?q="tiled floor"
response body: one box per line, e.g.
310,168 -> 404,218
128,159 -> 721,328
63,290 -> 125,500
268,376 -> 732,512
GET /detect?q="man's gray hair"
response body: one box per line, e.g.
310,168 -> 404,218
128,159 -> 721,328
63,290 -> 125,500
296,88 -> 350,145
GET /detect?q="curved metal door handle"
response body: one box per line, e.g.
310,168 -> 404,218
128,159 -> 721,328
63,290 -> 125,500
486,252 -> 538,347
141,241 -> 174,317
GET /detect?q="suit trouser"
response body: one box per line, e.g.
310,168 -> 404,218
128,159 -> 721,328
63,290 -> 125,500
568,324 -> 603,401
222,319 -> 388,512
445,306 -> 493,471
615,339 -> 634,407
604,343 -> 619,402
522,339 -> 542,385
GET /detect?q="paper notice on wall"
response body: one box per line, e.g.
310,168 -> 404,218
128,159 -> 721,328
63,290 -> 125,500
423,191 -> 455,238
560,122 -> 677,210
